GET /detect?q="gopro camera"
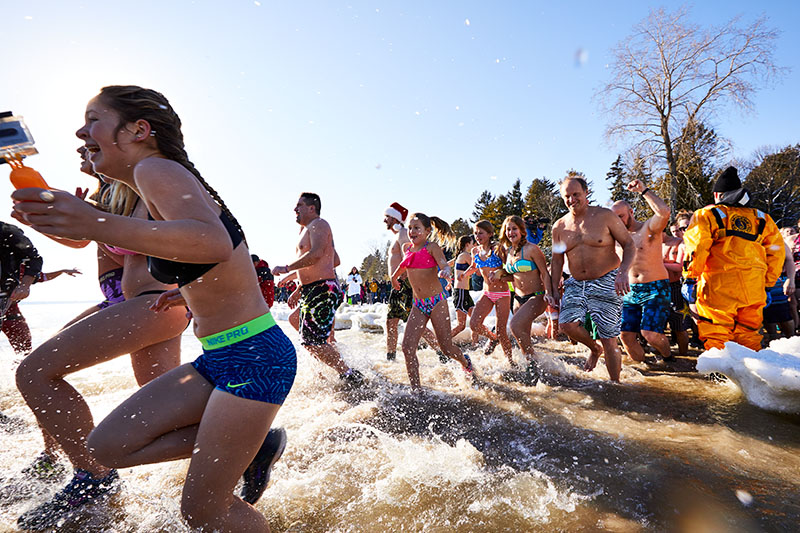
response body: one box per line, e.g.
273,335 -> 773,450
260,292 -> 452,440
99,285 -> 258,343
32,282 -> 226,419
0,111 -> 38,165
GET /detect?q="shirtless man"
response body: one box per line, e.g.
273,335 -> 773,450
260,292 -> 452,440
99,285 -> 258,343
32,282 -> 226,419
662,215 -> 691,356
611,181 -> 673,364
383,202 -> 439,361
551,174 -> 634,382
273,192 -> 363,386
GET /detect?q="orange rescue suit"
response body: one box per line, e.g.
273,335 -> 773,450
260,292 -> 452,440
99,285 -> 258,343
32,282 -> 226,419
682,204 -> 783,351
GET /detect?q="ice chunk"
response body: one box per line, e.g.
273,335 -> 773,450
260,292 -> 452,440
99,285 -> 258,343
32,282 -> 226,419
697,337 -> 800,413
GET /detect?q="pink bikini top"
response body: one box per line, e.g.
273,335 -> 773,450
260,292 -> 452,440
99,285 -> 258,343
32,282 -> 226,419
103,198 -> 141,257
399,242 -> 437,269
104,244 -> 139,256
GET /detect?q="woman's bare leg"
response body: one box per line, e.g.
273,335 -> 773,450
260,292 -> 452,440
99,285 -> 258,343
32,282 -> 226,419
89,365 -> 279,532
509,296 -> 546,361
16,296 -> 187,476
469,297 -> 498,342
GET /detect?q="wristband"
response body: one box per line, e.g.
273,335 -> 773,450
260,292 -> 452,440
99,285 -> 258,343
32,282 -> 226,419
640,187 -> 650,197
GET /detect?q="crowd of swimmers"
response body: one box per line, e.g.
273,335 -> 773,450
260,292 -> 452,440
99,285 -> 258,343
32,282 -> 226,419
0,84 -> 789,532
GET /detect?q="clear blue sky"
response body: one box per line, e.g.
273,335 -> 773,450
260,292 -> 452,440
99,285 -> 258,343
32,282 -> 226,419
2,1 -> 798,301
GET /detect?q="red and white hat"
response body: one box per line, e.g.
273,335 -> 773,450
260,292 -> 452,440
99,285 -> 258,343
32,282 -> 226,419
384,202 -> 408,223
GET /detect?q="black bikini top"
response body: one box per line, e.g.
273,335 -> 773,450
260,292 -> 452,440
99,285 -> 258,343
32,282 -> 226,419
146,210 -> 244,287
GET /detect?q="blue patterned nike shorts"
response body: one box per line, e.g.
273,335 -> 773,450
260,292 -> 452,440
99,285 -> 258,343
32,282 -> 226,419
192,325 -> 297,405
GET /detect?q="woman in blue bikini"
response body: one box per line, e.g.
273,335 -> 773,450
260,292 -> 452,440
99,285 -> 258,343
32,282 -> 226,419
390,213 -> 473,390
466,220 -> 514,365
495,216 -> 555,382
13,85 -> 295,532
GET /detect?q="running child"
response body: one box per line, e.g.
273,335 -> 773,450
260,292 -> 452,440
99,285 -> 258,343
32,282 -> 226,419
390,213 -> 473,390
494,216 -> 555,382
465,220 -> 514,365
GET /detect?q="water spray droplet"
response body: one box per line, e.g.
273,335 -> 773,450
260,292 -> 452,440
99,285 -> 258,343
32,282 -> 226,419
735,490 -> 753,506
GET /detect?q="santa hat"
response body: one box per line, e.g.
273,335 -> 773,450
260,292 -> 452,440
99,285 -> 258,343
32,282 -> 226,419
384,202 -> 408,223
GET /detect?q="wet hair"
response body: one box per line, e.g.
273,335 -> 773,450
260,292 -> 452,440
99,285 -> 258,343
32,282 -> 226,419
97,85 -> 244,238
457,234 -> 475,252
300,192 -> 322,214
474,220 -> 495,236
499,215 -> 529,254
560,174 -> 588,192
408,212 -> 458,250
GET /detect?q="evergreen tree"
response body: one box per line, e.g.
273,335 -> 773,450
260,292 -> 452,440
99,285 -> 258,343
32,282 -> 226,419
471,190 -> 495,223
607,155 -> 631,202
359,241 -> 391,280
523,178 -> 565,222
490,194 -> 511,229
508,179 -> 525,216
451,217 -> 472,238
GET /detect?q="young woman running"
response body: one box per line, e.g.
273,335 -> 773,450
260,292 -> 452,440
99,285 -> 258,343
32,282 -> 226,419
12,147 -> 191,501
390,213 -> 473,390
13,85 -> 295,533
465,220 -> 514,365
495,216 -> 555,382
450,235 -> 478,345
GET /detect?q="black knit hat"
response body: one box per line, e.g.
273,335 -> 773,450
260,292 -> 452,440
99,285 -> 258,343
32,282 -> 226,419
713,166 -> 741,193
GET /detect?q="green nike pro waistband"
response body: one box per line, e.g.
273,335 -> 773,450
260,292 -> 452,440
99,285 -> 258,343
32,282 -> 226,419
199,312 -> 276,350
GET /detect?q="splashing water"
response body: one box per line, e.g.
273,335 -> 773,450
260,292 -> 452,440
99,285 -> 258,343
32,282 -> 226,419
1,301 -> 798,531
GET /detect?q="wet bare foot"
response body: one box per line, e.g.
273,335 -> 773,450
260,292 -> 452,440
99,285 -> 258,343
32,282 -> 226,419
584,343 -> 602,371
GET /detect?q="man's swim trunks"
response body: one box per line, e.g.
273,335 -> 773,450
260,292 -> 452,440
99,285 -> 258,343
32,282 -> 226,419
559,269 -> 622,339
194,313 -> 296,405
621,278 -> 671,334
452,287 -> 475,314
387,277 -> 413,322
299,279 -> 343,345
97,268 -> 125,310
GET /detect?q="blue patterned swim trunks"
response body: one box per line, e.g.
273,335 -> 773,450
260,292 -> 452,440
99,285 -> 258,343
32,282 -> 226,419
621,279 -> 671,334
193,314 -> 297,405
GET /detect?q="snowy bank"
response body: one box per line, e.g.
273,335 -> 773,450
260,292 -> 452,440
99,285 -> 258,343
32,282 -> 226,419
697,337 -> 800,414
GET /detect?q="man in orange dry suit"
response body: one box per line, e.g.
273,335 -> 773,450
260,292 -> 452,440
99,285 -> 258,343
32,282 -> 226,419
682,166 -> 784,351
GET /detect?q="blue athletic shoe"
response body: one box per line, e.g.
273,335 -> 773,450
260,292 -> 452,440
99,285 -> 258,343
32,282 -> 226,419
18,468 -> 119,530
241,428 -> 287,505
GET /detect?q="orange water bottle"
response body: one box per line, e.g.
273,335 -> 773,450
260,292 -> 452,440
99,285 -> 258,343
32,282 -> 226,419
7,155 -> 49,189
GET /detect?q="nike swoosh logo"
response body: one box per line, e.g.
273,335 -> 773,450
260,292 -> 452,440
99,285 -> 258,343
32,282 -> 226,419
226,381 -> 252,388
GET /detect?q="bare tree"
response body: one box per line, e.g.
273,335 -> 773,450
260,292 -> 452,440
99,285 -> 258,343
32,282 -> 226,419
598,7 -> 786,210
